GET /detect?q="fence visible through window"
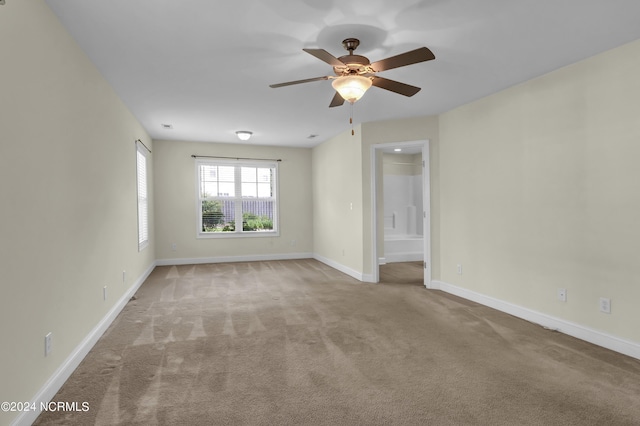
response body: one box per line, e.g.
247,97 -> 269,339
201,200 -> 274,232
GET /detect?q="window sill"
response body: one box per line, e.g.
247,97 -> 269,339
197,231 -> 280,239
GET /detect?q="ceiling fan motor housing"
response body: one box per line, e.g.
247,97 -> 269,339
334,38 -> 374,75
334,55 -> 372,75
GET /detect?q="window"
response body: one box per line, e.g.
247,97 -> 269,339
136,142 -> 149,250
197,159 -> 278,237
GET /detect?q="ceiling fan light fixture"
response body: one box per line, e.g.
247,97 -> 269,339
331,75 -> 372,104
235,131 -> 253,141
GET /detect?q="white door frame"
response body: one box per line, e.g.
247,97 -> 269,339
370,140 -> 432,288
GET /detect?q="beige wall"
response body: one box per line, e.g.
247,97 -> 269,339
153,139 -> 313,261
0,1 -> 155,424
312,127 -> 364,273
439,39 -> 640,343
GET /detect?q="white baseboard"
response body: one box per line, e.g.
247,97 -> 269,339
361,274 -> 375,283
313,254 -> 374,282
156,252 -> 313,266
433,280 -> 640,361
12,262 -> 156,426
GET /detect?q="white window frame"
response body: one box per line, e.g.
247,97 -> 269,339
196,158 -> 279,238
136,141 -> 150,251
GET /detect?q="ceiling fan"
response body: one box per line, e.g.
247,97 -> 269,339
269,38 -> 435,107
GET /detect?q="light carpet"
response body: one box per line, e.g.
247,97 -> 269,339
34,260 -> 640,425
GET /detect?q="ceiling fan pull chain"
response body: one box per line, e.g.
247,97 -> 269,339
350,103 -> 355,136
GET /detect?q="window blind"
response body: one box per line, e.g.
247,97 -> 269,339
136,141 -> 149,250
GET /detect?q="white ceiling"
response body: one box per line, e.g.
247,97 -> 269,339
45,0 -> 640,148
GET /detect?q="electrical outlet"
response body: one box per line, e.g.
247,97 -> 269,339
599,297 -> 611,314
456,264 -> 463,275
103,286 -> 107,301
171,243 -> 177,251
557,288 -> 567,302
122,270 -> 126,283
44,332 -> 52,356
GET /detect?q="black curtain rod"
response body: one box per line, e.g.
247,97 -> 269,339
191,155 -> 281,162
135,139 -> 152,153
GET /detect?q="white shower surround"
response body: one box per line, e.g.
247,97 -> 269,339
383,174 -> 424,263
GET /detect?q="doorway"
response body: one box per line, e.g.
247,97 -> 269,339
371,140 -> 431,288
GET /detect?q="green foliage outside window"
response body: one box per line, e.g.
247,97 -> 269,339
242,212 -> 273,231
202,200 -> 227,232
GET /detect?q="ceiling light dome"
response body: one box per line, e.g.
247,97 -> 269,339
235,131 -> 253,141
331,75 -> 372,104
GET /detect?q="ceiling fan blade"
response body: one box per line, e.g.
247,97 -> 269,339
303,48 -> 345,67
329,91 -> 345,108
370,47 -> 435,72
371,76 -> 421,97
269,76 -> 330,88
